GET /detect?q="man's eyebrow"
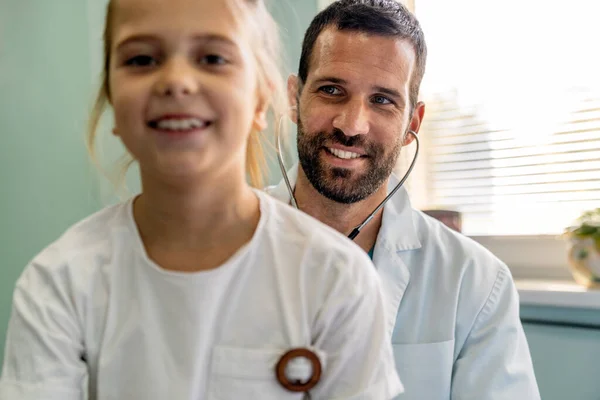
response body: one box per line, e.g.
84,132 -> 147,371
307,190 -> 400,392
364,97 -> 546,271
374,86 -> 403,100
311,77 -> 348,86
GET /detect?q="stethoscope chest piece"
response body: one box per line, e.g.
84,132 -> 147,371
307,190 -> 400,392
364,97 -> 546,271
275,348 -> 322,393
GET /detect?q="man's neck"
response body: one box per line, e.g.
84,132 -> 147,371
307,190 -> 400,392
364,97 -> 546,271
294,168 -> 388,253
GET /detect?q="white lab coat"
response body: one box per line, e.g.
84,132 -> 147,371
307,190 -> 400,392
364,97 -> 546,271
267,165 -> 541,400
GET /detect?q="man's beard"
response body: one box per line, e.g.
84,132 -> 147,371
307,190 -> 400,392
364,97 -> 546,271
296,118 -> 403,204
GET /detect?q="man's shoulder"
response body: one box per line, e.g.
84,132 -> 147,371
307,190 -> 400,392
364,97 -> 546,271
413,209 -> 509,275
387,209 -> 514,311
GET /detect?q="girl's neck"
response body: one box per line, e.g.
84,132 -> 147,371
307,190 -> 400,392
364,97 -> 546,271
133,169 -> 261,272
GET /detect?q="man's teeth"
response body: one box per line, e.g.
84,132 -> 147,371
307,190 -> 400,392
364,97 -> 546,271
155,118 -> 207,131
328,148 -> 362,160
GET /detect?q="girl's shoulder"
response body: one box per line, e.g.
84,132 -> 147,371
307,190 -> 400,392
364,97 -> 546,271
256,190 -> 378,288
17,199 -> 135,288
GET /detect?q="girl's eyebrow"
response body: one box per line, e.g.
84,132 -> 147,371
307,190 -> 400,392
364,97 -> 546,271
115,33 -> 237,52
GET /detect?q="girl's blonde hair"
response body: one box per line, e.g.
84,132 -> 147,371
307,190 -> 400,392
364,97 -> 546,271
87,0 -> 288,189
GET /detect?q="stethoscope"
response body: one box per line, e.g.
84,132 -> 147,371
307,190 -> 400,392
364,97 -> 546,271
273,109 -> 419,397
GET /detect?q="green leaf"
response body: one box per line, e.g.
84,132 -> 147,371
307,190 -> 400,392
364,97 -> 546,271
566,207 -> 600,236
575,224 -> 598,236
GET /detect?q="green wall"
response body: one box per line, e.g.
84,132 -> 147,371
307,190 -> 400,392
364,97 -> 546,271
0,0 -> 317,371
0,0 -> 99,371
263,0 -> 310,184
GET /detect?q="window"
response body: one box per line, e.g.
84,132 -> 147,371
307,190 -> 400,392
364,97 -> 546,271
315,0 -> 594,278
402,0 -> 600,237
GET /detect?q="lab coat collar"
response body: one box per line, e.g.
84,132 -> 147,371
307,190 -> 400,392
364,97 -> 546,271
269,163 -> 422,253
378,173 -> 422,253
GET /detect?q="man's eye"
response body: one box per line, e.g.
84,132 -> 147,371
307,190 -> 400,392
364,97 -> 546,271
125,55 -> 157,67
373,95 -> 392,105
200,55 -> 228,65
320,86 -> 342,95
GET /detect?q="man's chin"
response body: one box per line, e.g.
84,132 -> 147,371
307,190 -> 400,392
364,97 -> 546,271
315,179 -> 368,204
328,166 -> 353,179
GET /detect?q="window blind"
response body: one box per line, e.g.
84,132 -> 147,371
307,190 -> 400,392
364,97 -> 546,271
407,0 -> 600,236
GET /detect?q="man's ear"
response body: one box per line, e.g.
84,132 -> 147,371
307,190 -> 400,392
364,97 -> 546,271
287,74 -> 300,124
403,101 -> 426,146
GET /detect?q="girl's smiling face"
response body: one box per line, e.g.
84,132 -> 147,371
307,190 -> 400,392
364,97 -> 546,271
108,0 -> 268,183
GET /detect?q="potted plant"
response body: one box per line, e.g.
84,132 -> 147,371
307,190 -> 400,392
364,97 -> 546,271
563,208 -> 600,288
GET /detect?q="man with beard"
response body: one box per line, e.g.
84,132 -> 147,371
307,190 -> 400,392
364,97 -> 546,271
268,0 -> 541,399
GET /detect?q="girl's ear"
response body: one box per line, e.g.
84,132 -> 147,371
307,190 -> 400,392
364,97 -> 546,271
253,98 -> 269,132
253,78 -> 274,132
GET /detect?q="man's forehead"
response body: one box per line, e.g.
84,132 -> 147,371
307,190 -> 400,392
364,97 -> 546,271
308,27 -> 415,84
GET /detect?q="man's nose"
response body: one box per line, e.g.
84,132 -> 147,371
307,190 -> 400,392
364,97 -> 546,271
331,99 -> 370,137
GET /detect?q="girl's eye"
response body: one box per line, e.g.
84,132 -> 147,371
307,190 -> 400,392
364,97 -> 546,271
373,95 -> 392,105
320,86 -> 342,95
200,55 -> 228,65
125,55 -> 157,67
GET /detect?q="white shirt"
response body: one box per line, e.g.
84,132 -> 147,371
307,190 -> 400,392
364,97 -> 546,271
268,166 -> 541,400
0,190 -> 402,400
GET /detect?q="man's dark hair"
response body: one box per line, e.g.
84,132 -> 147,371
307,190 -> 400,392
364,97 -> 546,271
298,0 -> 427,110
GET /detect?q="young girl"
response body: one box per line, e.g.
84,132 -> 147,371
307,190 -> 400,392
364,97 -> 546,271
0,0 -> 402,399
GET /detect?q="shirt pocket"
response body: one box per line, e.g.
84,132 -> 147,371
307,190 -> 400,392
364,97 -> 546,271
207,346 -> 322,400
392,340 -> 454,400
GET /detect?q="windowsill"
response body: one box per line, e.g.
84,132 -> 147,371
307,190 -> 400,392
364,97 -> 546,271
516,279 -> 600,310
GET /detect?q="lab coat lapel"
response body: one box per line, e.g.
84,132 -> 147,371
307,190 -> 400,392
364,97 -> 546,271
372,175 -> 421,338
373,242 -> 411,338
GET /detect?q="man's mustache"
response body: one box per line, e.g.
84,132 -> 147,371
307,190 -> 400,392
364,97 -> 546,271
328,128 -> 364,147
319,128 -> 374,156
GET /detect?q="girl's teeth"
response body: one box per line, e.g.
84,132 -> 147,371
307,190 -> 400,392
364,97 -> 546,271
329,148 -> 361,160
156,119 -> 205,131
